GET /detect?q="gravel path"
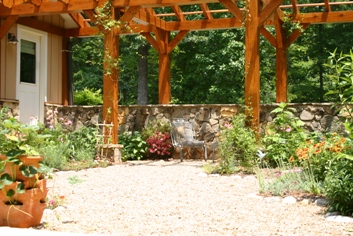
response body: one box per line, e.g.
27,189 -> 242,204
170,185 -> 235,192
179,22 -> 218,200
41,160 -> 353,236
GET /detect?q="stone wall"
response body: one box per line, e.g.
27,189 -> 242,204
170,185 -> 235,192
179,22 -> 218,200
44,103 -> 344,137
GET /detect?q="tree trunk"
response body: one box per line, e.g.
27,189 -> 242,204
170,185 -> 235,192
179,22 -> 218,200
137,44 -> 149,105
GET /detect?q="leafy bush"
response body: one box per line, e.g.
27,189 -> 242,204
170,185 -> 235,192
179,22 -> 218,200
324,156 -> 353,216
41,122 -> 98,170
261,103 -> 307,167
325,49 -> 353,139
119,131 -> 147,161
146,131 -> 172,159
218,112 -> 258,174
74,88 -> 103,105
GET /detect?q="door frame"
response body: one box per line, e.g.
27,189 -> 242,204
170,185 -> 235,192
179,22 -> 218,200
16,25 -> 48,123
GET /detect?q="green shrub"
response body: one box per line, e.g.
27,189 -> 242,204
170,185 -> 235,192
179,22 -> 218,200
119,131 -> 147,161
40,141 -> 69,170
261,103 -> 307,167
218,112 -> 258,174
324,156 -> 353,216
325,49 -> 353,139
74,88 -> 103,105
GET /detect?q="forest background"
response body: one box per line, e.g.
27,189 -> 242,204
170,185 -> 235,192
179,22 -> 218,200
71,4 -> 353,106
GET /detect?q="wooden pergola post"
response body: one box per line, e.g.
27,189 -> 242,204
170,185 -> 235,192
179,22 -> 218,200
274,14 -> 288,103
102,7 -> 119,144
244,0 -> 261,131
157,29 -> 171,104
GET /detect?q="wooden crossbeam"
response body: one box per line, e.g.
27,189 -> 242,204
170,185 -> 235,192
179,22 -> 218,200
219,0 -> 242,22
200,3 -> 212,20
259,0 -> 283,26
141,32 -> 159,50
260,26 -> 276,47
167,30 -> 189,53
135,7 -> 167,30
17,17 -> 65,36
165,18 -> 242,31
291,0 -> 299,14
324,0 -> 331,12
69,12 -> 90,28
172,5 -> 186,21
0,15 -> 19,39
113,0 -> 218,8
296,11 -> 353,24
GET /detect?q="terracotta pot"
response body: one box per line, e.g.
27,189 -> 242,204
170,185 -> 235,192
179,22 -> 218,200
0,155 -> 43,182
0,201 -> 47,228
0,183 -> 48,228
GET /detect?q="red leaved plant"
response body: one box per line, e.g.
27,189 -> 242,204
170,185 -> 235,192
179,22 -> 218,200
146,131 -> 172,158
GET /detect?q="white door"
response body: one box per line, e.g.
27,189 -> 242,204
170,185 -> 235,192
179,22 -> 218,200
16,26 -> 47,125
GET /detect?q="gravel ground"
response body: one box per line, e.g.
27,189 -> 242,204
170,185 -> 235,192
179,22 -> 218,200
40,160 -> 353,236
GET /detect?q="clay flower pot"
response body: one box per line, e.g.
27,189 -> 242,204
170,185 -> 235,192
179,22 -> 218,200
0,155 -> 49,228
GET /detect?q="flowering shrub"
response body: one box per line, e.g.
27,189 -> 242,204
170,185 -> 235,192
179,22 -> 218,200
290,133 -> 351,181
146,131 -> 172,158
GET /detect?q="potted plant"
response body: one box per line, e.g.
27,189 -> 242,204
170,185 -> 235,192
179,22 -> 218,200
0,116 -> 52,228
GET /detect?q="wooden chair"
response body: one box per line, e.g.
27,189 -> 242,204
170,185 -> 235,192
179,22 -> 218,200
171,119 -> 207,162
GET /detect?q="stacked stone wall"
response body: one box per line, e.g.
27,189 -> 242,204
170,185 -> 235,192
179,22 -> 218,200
44,103 -> 344,136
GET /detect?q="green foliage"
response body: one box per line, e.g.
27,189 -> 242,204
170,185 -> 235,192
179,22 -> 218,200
41,122 -> 98,170
72,37 -> 103,91
290,133 -> 351,182
119,131 -> 147,161
325,49 -> 353,139
256,166 -> 322,197
324,157 -> 353,216
261,103 -> 307,167
67,175 -> 85,185
74,88 -> 103,105
218,112 -> 258,174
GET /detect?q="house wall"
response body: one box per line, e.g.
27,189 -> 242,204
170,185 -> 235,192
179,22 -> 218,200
1,15 -> 64,104
40,15 -> 64,104
1,24 -> 18,100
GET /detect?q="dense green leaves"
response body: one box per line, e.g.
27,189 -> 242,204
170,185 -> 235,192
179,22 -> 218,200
71,21 -> 353,105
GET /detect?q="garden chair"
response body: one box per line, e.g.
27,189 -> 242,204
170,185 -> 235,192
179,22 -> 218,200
171,119 -> 208,162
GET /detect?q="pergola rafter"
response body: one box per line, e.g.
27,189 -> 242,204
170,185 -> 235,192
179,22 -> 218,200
1,0 -> 353,140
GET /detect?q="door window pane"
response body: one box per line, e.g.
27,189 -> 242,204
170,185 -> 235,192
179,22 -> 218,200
20,39 -> 36,84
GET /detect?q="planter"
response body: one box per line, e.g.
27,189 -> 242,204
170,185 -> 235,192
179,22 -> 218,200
0,180 -> 48,228
0,155 -> 43,182
0,155 -> 48,228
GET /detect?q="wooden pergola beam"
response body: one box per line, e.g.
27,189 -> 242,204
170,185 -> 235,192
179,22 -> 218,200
200,3 -> 213,20
219,0 -> 242,22
259,0 -> 283,26
167,30 -> 189,53
172,5 -> 186,21
0,15 -> 19,39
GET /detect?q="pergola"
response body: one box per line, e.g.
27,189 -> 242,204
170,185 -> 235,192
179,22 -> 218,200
1,0 -> 353,143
